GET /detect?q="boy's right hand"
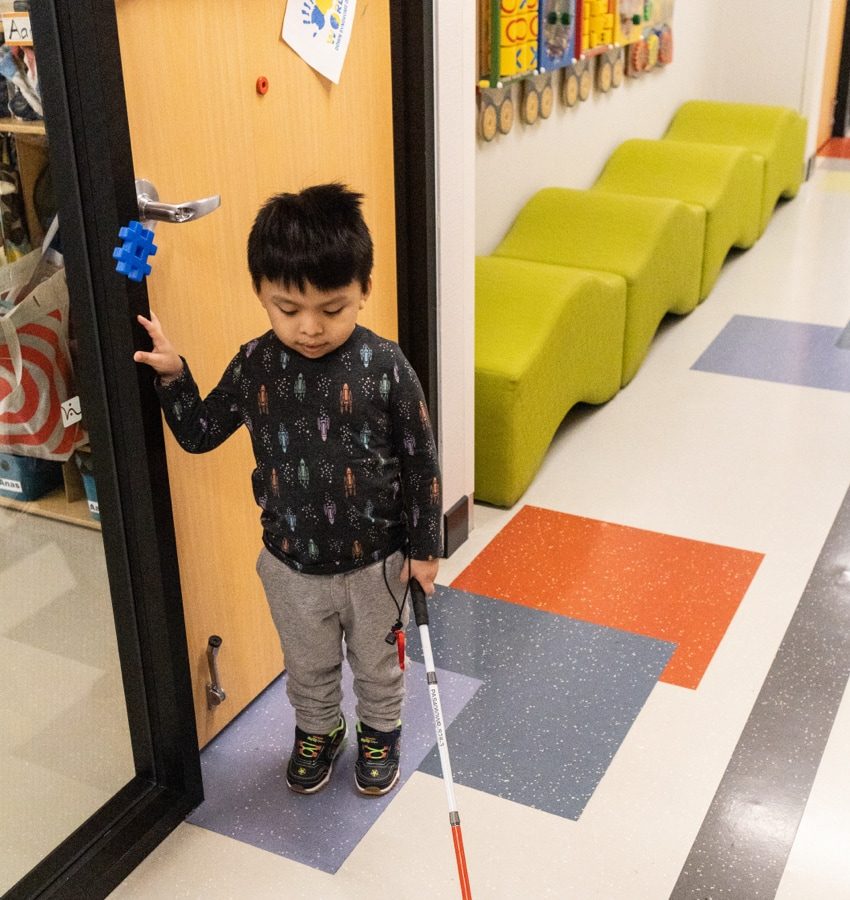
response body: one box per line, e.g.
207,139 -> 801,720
134,311 -> 184,384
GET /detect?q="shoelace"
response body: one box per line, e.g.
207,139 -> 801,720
360,738 -> 389,761
298,737 -> 325,760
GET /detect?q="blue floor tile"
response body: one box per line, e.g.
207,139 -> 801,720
409,587 -> 675,820
692,315 -> 850,391
189,661 -> 482,873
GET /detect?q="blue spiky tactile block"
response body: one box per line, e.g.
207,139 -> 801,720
113,220 -> 157,282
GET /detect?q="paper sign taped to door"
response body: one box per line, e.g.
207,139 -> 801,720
282,0 -> 357,84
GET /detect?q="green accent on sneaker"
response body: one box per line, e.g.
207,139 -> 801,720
355,721 -> 401,796
286,715 -> 347,794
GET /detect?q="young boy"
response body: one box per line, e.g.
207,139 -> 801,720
133,183 -> 442,796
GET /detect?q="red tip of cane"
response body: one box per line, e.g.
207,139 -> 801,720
452,823 -> 472,899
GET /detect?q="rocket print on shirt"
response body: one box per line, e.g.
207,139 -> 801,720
155,325 -> 442,575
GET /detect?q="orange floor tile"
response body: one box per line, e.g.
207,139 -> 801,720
451,506 -> 764,689
818,137 -> 850,159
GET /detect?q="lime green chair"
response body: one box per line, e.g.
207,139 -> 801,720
493,188 -> 704,385
593,138 -> 762,299
476,256 -> 626,507
664,100 -> 807,234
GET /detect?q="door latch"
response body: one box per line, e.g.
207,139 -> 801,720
113,179 -> 221,282
206,634 -> 227,709
135,178 -> 221,226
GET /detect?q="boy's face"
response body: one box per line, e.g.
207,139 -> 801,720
256,277 -> 370,359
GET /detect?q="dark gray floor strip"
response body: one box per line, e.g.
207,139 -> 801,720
671,482 -> 850,899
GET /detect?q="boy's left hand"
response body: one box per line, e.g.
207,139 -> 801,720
402,557 -> 439,596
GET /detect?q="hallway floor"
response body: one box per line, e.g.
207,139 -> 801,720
109,158 -> 850,899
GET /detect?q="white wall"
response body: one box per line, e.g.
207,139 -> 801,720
433,1 -> 834,528
706,0 -> 833,157
476,0 -> 833,254
707,0 -> 813,108
803,0 -> 837,149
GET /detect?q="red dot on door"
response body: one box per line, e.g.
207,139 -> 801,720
256,77 -> 269,95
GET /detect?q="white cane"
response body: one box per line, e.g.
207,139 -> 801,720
410,579 -> 472,900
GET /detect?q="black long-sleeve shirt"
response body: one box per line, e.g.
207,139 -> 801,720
155,325 -> 442,574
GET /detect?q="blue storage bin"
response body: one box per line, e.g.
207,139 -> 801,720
74,450 -> 100,521
0,452 -> 63,501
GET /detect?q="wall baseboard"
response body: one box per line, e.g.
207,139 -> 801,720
443,495 -> 470,558
806,154 -> 817,181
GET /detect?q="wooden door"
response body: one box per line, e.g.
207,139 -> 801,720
114,0 -> 398,746
819,0 -> 848,147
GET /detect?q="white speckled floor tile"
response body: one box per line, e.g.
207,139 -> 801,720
775,676 -> 850,900
671,480 -> 850,897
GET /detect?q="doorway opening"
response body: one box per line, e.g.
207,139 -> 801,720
819,0 -> 850,157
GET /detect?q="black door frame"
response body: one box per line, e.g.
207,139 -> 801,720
833,0 -> 850,137
13,2 -> 436,897
391,1 -> 439,435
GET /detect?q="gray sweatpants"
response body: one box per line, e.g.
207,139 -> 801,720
256,548 -> 409,734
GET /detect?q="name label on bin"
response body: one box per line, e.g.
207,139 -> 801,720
61,397 -> 83,428
0,478 -> 22,494
2,13 -> 33,46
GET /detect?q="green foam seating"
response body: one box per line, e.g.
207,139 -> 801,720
593,138 -> 762,299
475,256 -> 626,507
474,102 -> 807,507
493,188 -> 704,385
664,100 -> 807,234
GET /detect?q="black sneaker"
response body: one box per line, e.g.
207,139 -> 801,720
355,721 -> 401,795
286,716 -> 347,794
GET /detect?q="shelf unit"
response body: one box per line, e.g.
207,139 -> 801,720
0,116 -> 45,135
0,447 -> 100,531
0,113 -> 91,530
0,486 -> 100,530
0,116 -> 48,247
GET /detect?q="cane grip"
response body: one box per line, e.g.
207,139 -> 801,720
410,578 -> 430,627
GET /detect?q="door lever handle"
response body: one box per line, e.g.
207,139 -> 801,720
136,178 -> 221,226
206,634 -> 227,709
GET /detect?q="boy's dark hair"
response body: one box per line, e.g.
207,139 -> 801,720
247,183 -> 374,293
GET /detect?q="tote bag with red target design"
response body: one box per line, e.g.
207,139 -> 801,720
0,269 -> 87,460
